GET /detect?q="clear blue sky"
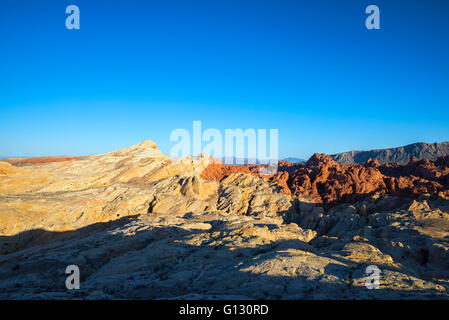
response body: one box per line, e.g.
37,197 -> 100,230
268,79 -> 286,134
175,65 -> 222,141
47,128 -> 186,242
1,0 -> 448,159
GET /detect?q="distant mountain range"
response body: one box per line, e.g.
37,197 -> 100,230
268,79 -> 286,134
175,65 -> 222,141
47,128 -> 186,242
331,141 -> 449,165
220,157 -> 306,164
282,157 -> 306,163
221,157 -> 278,165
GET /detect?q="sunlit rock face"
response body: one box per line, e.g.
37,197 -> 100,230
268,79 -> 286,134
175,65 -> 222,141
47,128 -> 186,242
0,142 -> 449,299
0,141 -> 214,236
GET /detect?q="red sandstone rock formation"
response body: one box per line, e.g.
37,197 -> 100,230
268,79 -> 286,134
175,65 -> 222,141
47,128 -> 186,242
201,154 -> 449,205
285,154 -> 449,205
200,162 -> 291,195
281,154 -> 387,204
200,162 -> 252,180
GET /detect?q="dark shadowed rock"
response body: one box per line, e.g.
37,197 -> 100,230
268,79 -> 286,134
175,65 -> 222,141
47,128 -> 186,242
332,141 -> 449,165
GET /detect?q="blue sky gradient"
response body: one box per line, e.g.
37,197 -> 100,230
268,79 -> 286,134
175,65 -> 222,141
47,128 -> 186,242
1,0 -> 448,159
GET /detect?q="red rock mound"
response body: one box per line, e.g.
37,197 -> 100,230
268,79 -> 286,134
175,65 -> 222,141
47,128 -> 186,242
200,162 -> 291,195
283,154 -> 449,205
201,154 -> 449,206
200,162 -> 252,180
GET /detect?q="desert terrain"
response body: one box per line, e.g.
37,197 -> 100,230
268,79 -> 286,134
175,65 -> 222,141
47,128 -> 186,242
0,141 -> 449,299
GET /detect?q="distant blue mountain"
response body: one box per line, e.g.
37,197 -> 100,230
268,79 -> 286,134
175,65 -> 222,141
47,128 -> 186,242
332,141 -> 449,165
282,157 -> 306,163
220,156 -> 306,164
221,157 -> 278,165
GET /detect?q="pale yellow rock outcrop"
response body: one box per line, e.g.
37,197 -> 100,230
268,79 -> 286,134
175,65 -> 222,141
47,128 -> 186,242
0,141 -> 216,235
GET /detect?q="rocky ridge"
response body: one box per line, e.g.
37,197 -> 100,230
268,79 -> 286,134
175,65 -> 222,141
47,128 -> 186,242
0,141 -> 449,299
331,141 -> 449,165
202,153 -> 449,206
